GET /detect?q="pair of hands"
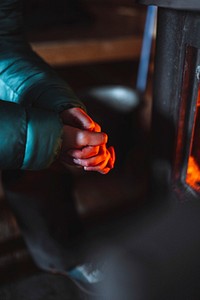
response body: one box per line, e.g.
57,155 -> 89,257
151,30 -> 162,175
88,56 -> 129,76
59,107 -> 115,174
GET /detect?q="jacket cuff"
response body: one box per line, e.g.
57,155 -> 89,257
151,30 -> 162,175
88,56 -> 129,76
22,108 -> 63,170
0,100 -> 27,169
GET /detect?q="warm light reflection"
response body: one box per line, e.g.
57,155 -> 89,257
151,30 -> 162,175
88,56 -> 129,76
186,88 -> 200,192
186,156 -> 200,191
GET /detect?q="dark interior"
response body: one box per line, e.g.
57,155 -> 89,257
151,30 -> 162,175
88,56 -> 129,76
1,0 -> 200,299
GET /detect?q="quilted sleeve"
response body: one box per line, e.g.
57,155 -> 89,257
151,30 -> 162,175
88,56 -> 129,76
0,0 -> 85,113
0,100 -> 63,170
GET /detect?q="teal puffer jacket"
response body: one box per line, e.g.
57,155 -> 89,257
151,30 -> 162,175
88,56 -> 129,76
0,0 -> 85,170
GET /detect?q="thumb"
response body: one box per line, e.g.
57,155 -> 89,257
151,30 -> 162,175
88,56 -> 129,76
62,125 -> 108,151
60,107 -> 95,131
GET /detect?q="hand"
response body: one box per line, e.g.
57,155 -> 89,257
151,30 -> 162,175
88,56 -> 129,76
59,124 -> 108,169
60,107 -> 96,131
76,145 -> 115,174
60,106 -> 102,155
59,107 -> 115,174
60,124 -> 107,152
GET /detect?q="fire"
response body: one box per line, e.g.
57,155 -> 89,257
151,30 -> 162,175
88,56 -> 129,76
197,92 -> 200,107
186,156 -> 200,191
185,87 -> 200,192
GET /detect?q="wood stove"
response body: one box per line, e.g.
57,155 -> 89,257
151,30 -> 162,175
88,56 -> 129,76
138,0 -> 200,201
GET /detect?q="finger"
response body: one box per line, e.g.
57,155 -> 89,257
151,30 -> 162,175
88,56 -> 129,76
93,122 -> 101,132
59,153 -> 83,168
73,145 -> 110,168
67,146 -> 100,159
109,146 -> 116,164
98,167 -> 111,174
83,146 -> 115,173
84,166 -> 111,174
60,107 -> 95,131
76,130 -> 108,147
83,160 -> 111,173
73,154 -> 109,168
62,126 -> 108,150
97,167 -> 111,175
107,146 -> 116,168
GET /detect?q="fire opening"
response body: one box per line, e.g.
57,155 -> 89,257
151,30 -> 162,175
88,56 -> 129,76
186,88 -> 200,192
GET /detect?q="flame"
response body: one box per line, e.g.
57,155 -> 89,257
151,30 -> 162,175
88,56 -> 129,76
197,92 -> 200,107
185,87 -> 200,191
186,156 -> 200,190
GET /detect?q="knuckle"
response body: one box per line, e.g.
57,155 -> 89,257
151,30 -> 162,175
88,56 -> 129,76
93,147 -> 99,156
98,133 -> 107,145
77,131 -> 88,145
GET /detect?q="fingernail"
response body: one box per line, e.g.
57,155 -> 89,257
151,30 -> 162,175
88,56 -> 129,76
73,158 -> 80,164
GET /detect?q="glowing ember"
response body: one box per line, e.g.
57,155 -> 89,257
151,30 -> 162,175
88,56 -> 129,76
186,156 -> 200,191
